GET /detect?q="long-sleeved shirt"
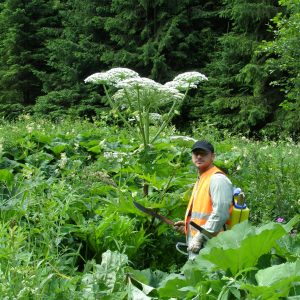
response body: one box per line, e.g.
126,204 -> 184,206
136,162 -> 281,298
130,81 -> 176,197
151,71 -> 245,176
203,173 -> 233,233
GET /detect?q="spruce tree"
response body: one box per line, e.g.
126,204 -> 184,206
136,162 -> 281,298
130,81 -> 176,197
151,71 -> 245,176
0,0 -> 60,118
260,0 -> 300,137
194,0 -> 279,135
101,0 -> 224,82
34,0 -> 110,117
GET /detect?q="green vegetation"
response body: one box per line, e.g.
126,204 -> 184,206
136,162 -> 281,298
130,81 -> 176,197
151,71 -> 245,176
1,0 -> 300,298
0,116 -> 299,298
0,0 -> 300,137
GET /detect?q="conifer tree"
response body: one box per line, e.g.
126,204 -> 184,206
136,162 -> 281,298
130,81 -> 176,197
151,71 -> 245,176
0,0 -> 60,117
261,0 -> 300,136
34,0 -> 110,117
194,0 -> 279,135
101,0 -> 224,82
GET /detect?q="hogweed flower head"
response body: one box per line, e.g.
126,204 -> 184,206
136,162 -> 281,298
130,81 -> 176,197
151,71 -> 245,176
170,135 -> 197,142
149,113 -> 163,124
173,71 -> 208,83
165,71 -> 208,92
84,68 -> 140,86
116,77 -> 160,90
113,77 -> 184,109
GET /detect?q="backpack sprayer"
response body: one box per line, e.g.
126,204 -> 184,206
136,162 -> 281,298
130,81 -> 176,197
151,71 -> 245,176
228,188 -> 250,229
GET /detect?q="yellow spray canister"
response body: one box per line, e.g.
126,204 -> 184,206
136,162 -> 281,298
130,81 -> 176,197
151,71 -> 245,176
228,189 -> 250,229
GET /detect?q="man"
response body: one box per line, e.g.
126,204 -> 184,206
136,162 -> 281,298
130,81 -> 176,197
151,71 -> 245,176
174,140 -> 233,259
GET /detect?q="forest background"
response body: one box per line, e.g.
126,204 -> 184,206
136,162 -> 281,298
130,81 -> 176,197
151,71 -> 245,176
0,0 -> 300,138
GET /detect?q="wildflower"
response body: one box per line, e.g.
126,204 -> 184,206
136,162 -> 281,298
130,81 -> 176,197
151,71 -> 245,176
26,123 -> 34,133
149,113 -> 163,124
276,217 -> 285,223
165,71 -> 208,91
58,152 -> 68,169
170,135 -> 197,142
113,78 -> 184,109
23,167 -> 33,179
84,68 -> 140,85
116,77 -> 160,90
173,71 -> 208,83
0,139 -> 3,154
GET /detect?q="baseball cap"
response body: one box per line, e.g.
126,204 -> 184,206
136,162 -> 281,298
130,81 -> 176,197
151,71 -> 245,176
191,140 -> 214,153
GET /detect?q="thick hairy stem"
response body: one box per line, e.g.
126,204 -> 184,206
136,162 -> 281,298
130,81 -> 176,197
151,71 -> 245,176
136,87 -> 148,147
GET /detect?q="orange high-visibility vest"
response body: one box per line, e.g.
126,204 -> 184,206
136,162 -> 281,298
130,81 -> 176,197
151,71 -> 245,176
185,166 -> 230,237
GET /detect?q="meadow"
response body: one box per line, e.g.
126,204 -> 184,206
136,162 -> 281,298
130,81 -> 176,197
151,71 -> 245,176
0,115 -> 299,299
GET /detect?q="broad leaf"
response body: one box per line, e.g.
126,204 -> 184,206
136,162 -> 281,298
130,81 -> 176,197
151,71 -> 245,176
199,222 -> 286,275
0,169 -> 14,184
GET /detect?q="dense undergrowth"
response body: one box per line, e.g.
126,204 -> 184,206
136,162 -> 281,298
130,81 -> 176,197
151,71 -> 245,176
0,116 -> 299,299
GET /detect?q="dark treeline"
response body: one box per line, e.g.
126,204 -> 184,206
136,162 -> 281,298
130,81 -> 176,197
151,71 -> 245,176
0,0 -> 299,138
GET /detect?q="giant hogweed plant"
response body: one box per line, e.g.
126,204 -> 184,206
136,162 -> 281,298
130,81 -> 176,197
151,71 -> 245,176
84,68 -> 207,195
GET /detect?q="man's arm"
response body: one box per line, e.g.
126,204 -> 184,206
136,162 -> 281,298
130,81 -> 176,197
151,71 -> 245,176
204,173 -> 233,233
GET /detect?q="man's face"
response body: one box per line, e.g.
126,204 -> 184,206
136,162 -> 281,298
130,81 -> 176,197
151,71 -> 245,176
192,149 -> 215,172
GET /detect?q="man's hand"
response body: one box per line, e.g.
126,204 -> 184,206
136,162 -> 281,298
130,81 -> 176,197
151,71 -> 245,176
187,232 -> 204,253
173,221 -> 185,234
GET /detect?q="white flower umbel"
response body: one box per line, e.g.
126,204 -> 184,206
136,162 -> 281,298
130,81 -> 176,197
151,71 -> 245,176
149,113 -> 163,124
116,77 -> 159,89
170,135 -> 197,142
173,71 -> 208,83
165,71 -> 208,92
84,68 -> 140,85
114,77 -> 184,109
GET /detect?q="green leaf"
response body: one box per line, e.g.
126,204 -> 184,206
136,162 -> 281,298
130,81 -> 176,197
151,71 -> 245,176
0,169 -> 14,184
241,261 -> 300,300
47,142 -> 68,155
128,268 -> 168,288
283,214 -> 300,233
255,260 -> 300,286
87,145 -> 102,154
199,221 -> 286,275
127,282 -> 152,300
157,274 -> 191,299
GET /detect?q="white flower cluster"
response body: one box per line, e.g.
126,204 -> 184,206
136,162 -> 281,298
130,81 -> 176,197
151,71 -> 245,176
165,71 -> 208,91
103,151 -> 127,162
149,113 -> 163,124
85,68 -> 207,108
84,68 -> 139,85
58,152 -> 68,169
113,77 -> 184,108
116,77 -> 159,90
26,123 -> 34,133
0,138 -> 3,155
170,135 -> 197,142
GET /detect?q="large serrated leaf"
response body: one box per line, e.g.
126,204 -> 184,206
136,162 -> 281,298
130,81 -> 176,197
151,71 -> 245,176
241,261 -> 300,300
255,260 -> 300,286
199,221 -> 286,275
157,274 -> 192,299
